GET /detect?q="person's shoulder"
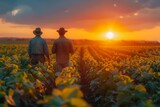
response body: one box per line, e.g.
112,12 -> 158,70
54,38 -> 60,43
64,37 -> 71,41
66,38 -> 72,43
40,37 -> 45,41
40,38 -> 47,43
30,37 -> 36,42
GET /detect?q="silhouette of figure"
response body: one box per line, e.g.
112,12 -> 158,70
28,28 -> 50,65
52,27 -> 74,73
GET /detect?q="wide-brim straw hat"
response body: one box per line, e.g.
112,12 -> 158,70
57,27 -> 68,33
33,28 -> 43,35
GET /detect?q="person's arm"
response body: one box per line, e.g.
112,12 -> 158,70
43,41 -> 50,63
28,41 -> 31,58
52,41 -> 56,54
69,41 -> 74,55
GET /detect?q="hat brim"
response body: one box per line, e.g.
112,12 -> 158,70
57,30 -> 68,32
33,30 -> 43,35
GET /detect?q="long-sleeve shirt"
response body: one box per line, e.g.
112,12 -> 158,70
28,36 -> 49,56
52,36 -> 74,64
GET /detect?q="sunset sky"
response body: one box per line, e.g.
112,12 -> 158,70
0,0 -> 160,40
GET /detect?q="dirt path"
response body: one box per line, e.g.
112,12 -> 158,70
78,47 -> 95,107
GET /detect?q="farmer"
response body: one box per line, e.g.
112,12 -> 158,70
52,27 -> 74,73
28,27 -> 50,65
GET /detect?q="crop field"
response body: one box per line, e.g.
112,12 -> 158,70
0,43 -> 160,107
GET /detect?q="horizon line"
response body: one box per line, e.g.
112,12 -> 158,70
0,37 -> 160,42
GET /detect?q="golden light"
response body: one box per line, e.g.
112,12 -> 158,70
105,32 -> 115,39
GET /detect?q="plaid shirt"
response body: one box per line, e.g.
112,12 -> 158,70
52,36 -> 74,64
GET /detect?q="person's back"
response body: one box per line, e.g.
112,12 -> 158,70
29,37 -> 47,55
53,37 -> 73,64
28,28 -> 50,65
52,27 -> 74,72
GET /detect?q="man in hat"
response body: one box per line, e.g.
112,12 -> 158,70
52,27 -> 74,73
28,27 -> 50,65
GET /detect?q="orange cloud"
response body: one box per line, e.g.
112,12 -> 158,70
0,18 -> 160,40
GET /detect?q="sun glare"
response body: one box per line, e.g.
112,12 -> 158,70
106,32 -> 115,39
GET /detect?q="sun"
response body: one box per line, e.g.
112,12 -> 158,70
105,32 -> 115,39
